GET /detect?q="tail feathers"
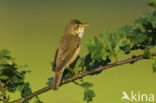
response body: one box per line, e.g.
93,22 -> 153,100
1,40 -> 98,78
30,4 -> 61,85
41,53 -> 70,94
51,69 -> 64,90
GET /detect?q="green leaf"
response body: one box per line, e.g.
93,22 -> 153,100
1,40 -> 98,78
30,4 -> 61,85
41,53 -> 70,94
21,82 -> 32,97
152,21 -> 156,28
0,94 -> 3,97
86,37 -> 107,60
0,69 -> 3,74
148,0 -> 156,8
22,70 -> 31,74
86,39 -> 94,51
12,75 -> 19,83
152,59 -> 156,72
22,64 -> 29,68
80,82 -> 95,103
134,17 -> 147,32
16,85 -> 25,91
80,82 -> 93,89
147,13 -> 156,29
143,48 -> 152,59
32,96 -> 43,103
84,89 -> 95,103
113,32 -> 124,54
80,53 -> 93,72
46,78 -> 53,86
0,49 -> 31,96
0,75 -> 9,80
0,49 -> 10,57
118,25 -> 132,37
99,30 -> 125,58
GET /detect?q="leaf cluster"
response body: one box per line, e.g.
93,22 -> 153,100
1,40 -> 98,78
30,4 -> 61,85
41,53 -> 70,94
0,49 -> 33,102
56,3 -> 156,103
80,82 -> 95,103
87,9 -> 156,62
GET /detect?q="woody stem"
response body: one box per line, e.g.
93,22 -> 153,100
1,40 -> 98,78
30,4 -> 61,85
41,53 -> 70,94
10,52 -> 156,103
0,81 -> 9,103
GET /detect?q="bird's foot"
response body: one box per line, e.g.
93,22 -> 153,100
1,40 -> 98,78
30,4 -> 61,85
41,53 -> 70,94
74,73 -> 79,78
67,67 -> 79,77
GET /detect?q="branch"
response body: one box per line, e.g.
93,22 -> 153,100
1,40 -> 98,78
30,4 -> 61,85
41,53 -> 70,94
0,82 -> 9,103
11,52 -> 156,103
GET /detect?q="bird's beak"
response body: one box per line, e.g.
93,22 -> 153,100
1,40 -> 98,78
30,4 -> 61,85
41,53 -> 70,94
80,24 -> 89,28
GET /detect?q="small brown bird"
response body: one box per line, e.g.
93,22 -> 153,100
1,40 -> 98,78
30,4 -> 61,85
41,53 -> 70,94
51,19 -> 88,90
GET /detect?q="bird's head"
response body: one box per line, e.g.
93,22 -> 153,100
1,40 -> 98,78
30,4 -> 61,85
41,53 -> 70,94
65,19 -> 88,38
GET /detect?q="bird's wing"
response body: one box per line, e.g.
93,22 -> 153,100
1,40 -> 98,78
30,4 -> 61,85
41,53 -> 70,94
52,49 -> 58,71
55,34 -> 80,71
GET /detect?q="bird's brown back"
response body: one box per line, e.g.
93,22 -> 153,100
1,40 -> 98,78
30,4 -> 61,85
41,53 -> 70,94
54,33 -> 80,72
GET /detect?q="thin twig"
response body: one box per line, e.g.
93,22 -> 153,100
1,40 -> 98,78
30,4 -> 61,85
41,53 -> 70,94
114,54 -> 118,63
11,52 -> 156,103
72,81 -> 80,85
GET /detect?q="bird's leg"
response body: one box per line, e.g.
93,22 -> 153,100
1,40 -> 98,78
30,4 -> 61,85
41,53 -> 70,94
67,66 -> 79,77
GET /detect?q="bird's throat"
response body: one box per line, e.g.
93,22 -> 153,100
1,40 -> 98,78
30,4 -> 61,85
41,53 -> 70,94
78,30 -> 84,39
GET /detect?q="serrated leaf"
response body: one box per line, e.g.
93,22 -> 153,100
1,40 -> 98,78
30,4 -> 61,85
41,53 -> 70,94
134,17 -> 147,32
22,64 -> 29,68
118,25 -> 132,37
16,85 -> 25,91
152,21 -> 156,28
0,49 -> 10,57
113,32 -> 124,54
0,75 -> 9,80
83,89 -> 95,103
0,94 -> 3,97
12,75 -> 19,83
148,14 -> 156,22
15,72 -> 24,78
152,59 -> 156,72
143,48 -> 152,59
120,44 -> 131,54
0,69 -> 3,74
81,53 -> 92,70
86,36 -> 107,60
21,82 -> 32,97
22,70 -> 31,74
147,14 -> 156,29
153,11 -> 156,16
80,82 -> 93,89
148,0 -> 156,8
46,77 -> 53,86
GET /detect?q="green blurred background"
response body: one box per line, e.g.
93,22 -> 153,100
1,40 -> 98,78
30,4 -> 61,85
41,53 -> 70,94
0,0 -> 156,103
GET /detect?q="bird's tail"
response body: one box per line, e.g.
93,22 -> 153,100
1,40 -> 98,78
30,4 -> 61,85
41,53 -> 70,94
51,69 -> 64,90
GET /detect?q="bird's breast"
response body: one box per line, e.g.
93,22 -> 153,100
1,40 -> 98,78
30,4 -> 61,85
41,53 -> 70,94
77,28 -> 84,38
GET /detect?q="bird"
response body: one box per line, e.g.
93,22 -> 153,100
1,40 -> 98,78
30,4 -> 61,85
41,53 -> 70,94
51,19 -> 88,90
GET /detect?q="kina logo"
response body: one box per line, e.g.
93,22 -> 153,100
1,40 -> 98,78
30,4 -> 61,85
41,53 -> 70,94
121,91 -> 154,102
